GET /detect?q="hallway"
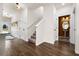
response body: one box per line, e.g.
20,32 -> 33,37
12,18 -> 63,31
0,35 -> 77,56
0,3 -> 79,56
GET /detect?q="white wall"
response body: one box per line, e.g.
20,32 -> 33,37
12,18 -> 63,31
36,19 -> 45,45
3,3 -> 19,37
36,4 -> 57,45
27,6 -> 43,39
0,3 -> 3,17
27,7 -> 43,27
0,4 -> 3,32
43,4 -> 56,44
75,3 -> 79,54
3,3 -> 28,41
56,5 -> 75,44
0,4 -> 11,33
36,4 -> 58,45
18,8 -> 28,41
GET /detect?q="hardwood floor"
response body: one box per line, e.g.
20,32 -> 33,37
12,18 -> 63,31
0,34 -> 78,56
59,36 -> 70,43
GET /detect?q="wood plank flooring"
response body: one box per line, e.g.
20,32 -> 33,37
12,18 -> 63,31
0,34 -> 78,56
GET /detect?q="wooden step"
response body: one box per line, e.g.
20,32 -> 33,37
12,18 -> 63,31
31,35 -> 36,39
33,33 -> 36,36
28,38 -> 36,43
28,31 -> 36,44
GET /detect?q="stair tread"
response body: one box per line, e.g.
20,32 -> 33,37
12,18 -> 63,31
29,38 -> 36,40
28,32 -> 36,44
31,36 -> 36,38
28,39 -> 36,43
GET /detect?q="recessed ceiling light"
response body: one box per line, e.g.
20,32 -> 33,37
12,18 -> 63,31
61,3 -> 65,6
16,3 -> 21,9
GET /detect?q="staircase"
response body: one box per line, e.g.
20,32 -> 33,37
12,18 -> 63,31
28,31 -> 36,44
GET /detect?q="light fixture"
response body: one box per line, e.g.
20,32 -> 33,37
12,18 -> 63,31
62,17 -> 65,22
66,17 -> 69,22
61,3 -> 65,6
16,3 -> 21,9
62,17 -> 69,22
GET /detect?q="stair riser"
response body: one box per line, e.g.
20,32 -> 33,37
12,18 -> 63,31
28,32 -> 36,44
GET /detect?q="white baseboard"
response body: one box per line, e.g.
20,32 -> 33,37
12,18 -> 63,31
75,49 -> 79,54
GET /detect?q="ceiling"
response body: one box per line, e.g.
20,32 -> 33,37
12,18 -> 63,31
23,3 -> 74,10
24,3 -> 43,9
54,3 -> 74,10
2,3 -> 74,10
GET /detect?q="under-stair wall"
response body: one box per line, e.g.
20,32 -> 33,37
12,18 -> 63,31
35,5 -> 57,46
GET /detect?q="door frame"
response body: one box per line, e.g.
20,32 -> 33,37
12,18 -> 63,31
56,13 -> 75,44
58,15 -> 70,41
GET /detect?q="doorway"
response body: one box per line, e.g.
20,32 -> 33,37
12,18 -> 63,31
58,15 -> 70,42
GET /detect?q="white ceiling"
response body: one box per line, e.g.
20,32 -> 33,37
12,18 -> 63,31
24,3 -> 43,9
2,3 -> 74,10
54,3 -> 74,9
23,3 -> 74,9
